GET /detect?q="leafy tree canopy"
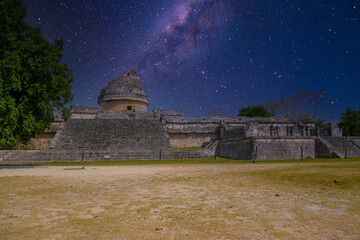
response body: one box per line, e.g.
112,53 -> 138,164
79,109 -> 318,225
338,108 -> 360,136
0,0 -> 74,149
238,105 -> 272,118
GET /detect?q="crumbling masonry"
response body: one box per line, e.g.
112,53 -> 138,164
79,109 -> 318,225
1,70 -> 359,164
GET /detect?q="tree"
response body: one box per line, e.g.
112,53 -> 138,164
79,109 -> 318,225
0,0 -> 74,149
264,100 -> 281,116
208,107 -> 227,117
238,105 -> 272,118
265,90 -> 332,121
338,109 -> 360,136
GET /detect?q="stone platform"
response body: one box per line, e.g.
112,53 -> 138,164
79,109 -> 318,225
0,149 -> 210,164
216,137 -> 316,160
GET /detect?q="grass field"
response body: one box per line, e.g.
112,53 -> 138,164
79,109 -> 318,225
1,159 -> 360,239
2,156 -> 360,166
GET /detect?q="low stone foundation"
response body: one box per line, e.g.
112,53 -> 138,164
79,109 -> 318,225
0,149 -> 211,165
217,137 -> 315,160
254,138 -> 315,160
216,139 -> 253,160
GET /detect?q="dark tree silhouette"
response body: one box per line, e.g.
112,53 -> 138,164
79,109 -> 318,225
338,109 -> 360,136
0,0 -> 74,149
265,90 -> 332,121
238,105 -> 272,118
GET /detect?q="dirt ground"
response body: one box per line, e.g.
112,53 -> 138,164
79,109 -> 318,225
1,162 -> 360,239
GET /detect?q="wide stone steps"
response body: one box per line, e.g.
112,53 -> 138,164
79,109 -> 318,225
321,137 -> 360,157
53,119 -> 171,150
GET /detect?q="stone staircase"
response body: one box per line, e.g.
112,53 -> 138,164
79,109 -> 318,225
52,119 -> 171,150
0,117 -> 212,164
318,137 -> 360,158
348,137 -> 360,149
205,140 -> 219,156
0,151 -> 10,162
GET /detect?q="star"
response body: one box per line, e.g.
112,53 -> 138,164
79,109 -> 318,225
20,0 -> 360,117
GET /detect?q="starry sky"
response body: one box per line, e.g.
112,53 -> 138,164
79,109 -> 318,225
24,0 -> 360,118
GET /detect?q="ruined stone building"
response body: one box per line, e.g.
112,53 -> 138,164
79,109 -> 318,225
98,70 -> 149,112
1,70 -> 360,163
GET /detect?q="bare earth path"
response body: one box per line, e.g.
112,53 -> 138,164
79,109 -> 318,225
1,162 -> 360,239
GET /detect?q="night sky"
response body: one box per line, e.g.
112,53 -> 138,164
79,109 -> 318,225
24,0 -> 360,118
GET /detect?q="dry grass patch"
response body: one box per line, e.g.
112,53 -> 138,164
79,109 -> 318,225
0,162 -> 360,239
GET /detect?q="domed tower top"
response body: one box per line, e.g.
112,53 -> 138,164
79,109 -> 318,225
98,70 -> 149,112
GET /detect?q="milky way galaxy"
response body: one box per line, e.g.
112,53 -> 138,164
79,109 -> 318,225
135,0 -> 234,90
24,0 -> 360,117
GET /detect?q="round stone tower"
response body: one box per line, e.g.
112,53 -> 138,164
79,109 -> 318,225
98,70 -> 149,112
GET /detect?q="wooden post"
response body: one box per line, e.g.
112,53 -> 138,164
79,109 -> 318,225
215,146 -> 218,160
301,146 -> 304,161
253,146 -> 257,163
344,146 -> 348,159
159,150 -> 162,162
81,151 -> 84,162
227,147 -> 230,161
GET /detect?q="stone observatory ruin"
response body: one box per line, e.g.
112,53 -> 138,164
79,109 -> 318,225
1,70 -> 359,164
98,70 -> 149,112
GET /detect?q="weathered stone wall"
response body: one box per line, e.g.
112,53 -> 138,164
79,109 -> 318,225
14,120 -> 62,150
254,138 -> 315,160
71,107 -> 98,119
72,113 -> 97,119
100,99 -> 147,112
315,139 -> 337,158
164,117 -> 220,148
165,122 -> 220,134
169,133 -> 218,148
220,126 -> 246,140
217,137 -> 315,160
96,110 -> 155,119
216,139 -> 254,160
50,121 -> 63,131
224,122 -> 315,138
16,132 -> 56,150
164,116 -> 316,149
